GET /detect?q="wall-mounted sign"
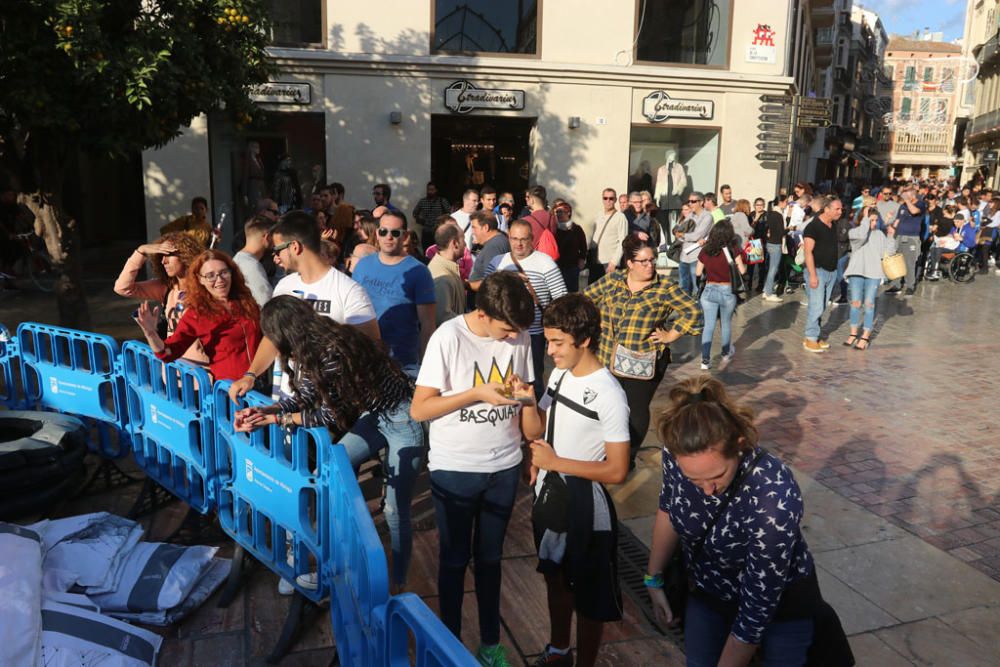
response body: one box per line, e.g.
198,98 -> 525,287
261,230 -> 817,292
746,23 -> 777,64
249,82 -> 311,105
444,80 -> 525,114
641,91 -> 714,123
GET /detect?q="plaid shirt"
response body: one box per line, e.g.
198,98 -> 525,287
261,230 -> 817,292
584,270 -> 702,368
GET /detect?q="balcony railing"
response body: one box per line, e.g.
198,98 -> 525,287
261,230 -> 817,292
884,128 -> 953,155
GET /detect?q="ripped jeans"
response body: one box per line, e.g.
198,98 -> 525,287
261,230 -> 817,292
847,275 -> 881,332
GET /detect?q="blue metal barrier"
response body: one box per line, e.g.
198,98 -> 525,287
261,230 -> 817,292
122,341 -> 217,513
324,441 -> 391,666
214,381 -> 330,603
16,322 -> 130,458
0,324 -> 25,409
381,594 -> 479,667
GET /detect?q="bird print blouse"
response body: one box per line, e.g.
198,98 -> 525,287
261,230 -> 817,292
659,446 -> 815,644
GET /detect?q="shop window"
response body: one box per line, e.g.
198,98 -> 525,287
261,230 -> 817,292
628,126 -> 719,231
266,0 -> 322,46
635,0 -> 732,67
433,0 -> 539,54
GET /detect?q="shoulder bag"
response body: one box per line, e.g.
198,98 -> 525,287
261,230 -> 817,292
532,373 -> 569,536
608,302 -> 657,380
666,217 -> 695,263
723,246 -> 748,304
587,213 -> 615,274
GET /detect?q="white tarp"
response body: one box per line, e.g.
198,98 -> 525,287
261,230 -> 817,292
0,522 -> 43,666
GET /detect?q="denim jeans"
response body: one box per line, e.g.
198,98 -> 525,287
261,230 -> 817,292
764,243 -> 783,296
430,465 -> 521,645
678,260 -> 698,295
804,268 -> 837,341
848,276 -> 881,332
684,594 -> 814,667
835,253 -> 850,300
560,265 -> 580,293
895,236 -> 921,288
700,283 -> 737,362
339,400 -> 424,587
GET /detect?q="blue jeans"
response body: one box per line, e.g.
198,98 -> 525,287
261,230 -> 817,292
430,464 -> 520,646
804,268 -> 837,341
700,283 -> 737,362
678,260 -> 698,296
339,400 -> 424,586
764,243 -> 783,296
848,275 -> 881,332
836,253 -> 850,300
684,594 -> 814,667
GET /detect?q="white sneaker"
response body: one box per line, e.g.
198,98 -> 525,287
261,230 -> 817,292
763,294 -> 783,303
278,578 -> 295,596
699,361 -> 710,370
721,347 -> 735,364
295,572 -> 319,590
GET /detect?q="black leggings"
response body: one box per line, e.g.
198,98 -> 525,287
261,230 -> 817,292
614,354 -> 669,462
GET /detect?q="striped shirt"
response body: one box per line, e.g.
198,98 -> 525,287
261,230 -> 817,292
484,251 -> 567,334
584,270 -> 701,368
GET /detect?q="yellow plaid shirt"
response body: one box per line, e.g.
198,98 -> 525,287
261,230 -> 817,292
584,270 -> 702,368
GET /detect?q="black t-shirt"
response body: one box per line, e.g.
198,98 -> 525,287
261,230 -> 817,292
803,218 -> 839,271
929,208 -> 951,237
766,211 -> 786,244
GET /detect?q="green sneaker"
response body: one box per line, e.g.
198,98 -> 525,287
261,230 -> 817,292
477,644 -> 512,667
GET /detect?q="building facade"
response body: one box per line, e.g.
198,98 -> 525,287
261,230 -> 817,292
963,0 -> 1000,187
877,37 -> 964,180
143,1 -> 828,245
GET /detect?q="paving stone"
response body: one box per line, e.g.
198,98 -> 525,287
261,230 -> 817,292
875,618 -> 997,667
814,564 -> 897,635
846,633 -> 915,667
937,605 -> 1000,656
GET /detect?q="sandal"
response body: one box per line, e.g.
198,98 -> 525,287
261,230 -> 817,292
843,334 -> 858,347
854,336 -> 871,351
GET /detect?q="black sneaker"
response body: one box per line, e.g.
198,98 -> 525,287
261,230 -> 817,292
904,288 -> 915,296
532,646 -> 574,667
885,286 -> 902,294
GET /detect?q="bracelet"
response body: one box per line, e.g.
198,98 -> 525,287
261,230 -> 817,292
281,412 -> 295,429
243,371 -> 257,380
643,573 -> 665,589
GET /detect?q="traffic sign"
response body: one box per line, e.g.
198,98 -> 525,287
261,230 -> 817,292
756,152 -> 789,161
798,118 -> 832,128
798,97 -> 832,108
760,94 -> 794,104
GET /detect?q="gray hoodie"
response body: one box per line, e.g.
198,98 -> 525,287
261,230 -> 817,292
844,224 -> 898,279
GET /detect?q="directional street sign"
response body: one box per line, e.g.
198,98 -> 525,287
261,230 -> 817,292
756,152 -> 789,161
757,132 -> 790,142
759,104 -> 789,114
761,113 -> 793,124
799,97 -> 832,108
759,94 -> 794,104
798,118 -> 832,128
758,122 -> 794,132
756,142 -> 789,151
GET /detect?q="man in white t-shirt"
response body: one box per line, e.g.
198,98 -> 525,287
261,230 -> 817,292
484,219 -> 567,400
227,211 -> 378,404
519,293 -> 630,667
410,271 -> 537,667
450,189 -> 481,251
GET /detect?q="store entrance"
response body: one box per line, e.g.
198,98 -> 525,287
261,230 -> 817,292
431,115 -> 533,205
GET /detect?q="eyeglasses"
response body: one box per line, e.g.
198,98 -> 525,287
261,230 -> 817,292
602,196 -> 616,200
687,199 -> 701,204
377,228 -> 403,238
199,268 -> 232,282
272,240 -> 294,256
509,236 -> 532,243
630,258 -> 655,265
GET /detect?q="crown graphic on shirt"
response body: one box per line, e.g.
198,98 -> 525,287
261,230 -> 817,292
472,358 -> 514,386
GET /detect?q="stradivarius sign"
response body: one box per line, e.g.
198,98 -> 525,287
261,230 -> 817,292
641,90 -> 715,123
444,80 -> 525,114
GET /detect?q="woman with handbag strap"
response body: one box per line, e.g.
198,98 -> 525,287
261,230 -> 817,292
646,377 -> 850,667
695,220 -> 746,371
583,235 -> 701,469
843,206 -> 897,351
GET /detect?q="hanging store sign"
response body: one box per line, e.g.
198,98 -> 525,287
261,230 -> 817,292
444,80 -> 525,114
641,91 -> 715,123
249,82 -> 311,105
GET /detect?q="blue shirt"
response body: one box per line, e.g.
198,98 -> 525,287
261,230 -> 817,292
659,447 -> 814,644
352,254 -> 435,367
895,200 -> 926,237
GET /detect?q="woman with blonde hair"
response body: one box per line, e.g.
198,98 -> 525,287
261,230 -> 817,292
730,199 -> 754,247
133,249 -> 261,381
645,376 -> 835,667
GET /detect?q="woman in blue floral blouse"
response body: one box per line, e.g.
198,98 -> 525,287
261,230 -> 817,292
645,376 -> 823,667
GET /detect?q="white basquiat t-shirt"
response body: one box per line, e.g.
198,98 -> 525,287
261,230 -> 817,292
417,315 -> 534,473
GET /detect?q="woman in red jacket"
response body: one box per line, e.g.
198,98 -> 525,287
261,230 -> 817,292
133,249 -> 262,381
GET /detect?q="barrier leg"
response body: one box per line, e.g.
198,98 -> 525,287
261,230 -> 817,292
266,592 -> 324,665
217,544 -> 251,608
80,459 -> 143,496
166,508 -> 227,546
127,478 -> 178,519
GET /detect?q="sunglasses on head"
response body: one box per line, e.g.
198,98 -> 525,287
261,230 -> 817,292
377,228 -> 403,238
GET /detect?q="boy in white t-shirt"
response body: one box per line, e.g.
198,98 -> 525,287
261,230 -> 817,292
520,293 -> 630,667
411,272 -> 537,667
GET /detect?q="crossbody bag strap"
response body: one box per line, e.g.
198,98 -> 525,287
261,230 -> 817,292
593,213 -> 615,248
545,372 -> 568,445
690,449 -> 766,562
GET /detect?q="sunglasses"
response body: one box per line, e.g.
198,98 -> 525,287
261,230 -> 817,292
602,196 -> 616,200
377,228 -> 403,238
200,268 -> 232,282
272,240 -> 294,256
687,199 -> 701,203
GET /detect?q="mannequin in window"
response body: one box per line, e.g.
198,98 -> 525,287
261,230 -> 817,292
271,154 -> 301,214
654,147 -> 689,227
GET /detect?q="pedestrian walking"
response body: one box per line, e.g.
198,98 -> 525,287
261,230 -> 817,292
802,196 -> 842,352
696,220 -> 746,370
843,206 -> 897,351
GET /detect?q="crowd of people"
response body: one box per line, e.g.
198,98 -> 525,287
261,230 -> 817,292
107,174 -> 988,667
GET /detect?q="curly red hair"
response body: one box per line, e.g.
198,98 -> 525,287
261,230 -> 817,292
182,250 -> 260,321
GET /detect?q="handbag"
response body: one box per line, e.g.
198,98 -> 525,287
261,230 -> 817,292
531,374 -> 570,536
881,251 -> 907,280
608,302 -> 657,380
723,246 -> 748,304
744,238 -> 765,264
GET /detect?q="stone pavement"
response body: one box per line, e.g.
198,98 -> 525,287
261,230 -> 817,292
3,257 -> 1000,665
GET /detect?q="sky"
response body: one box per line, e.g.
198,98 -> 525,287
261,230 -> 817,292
857,0 -> 966,42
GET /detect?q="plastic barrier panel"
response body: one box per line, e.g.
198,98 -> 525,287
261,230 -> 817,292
0,324 -> 25,409
122,341 -> 217,514
214,381 -> 329,602
16,322 -> 129,458
324,441 -> 391,666
381,594 -> 478,667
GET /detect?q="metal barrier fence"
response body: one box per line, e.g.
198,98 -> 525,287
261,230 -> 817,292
0,322 -> 473,666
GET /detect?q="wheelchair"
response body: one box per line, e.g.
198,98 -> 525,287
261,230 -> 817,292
937,250 -> 976,283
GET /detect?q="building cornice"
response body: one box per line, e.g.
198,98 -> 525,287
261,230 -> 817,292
264,48 -> 797,93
